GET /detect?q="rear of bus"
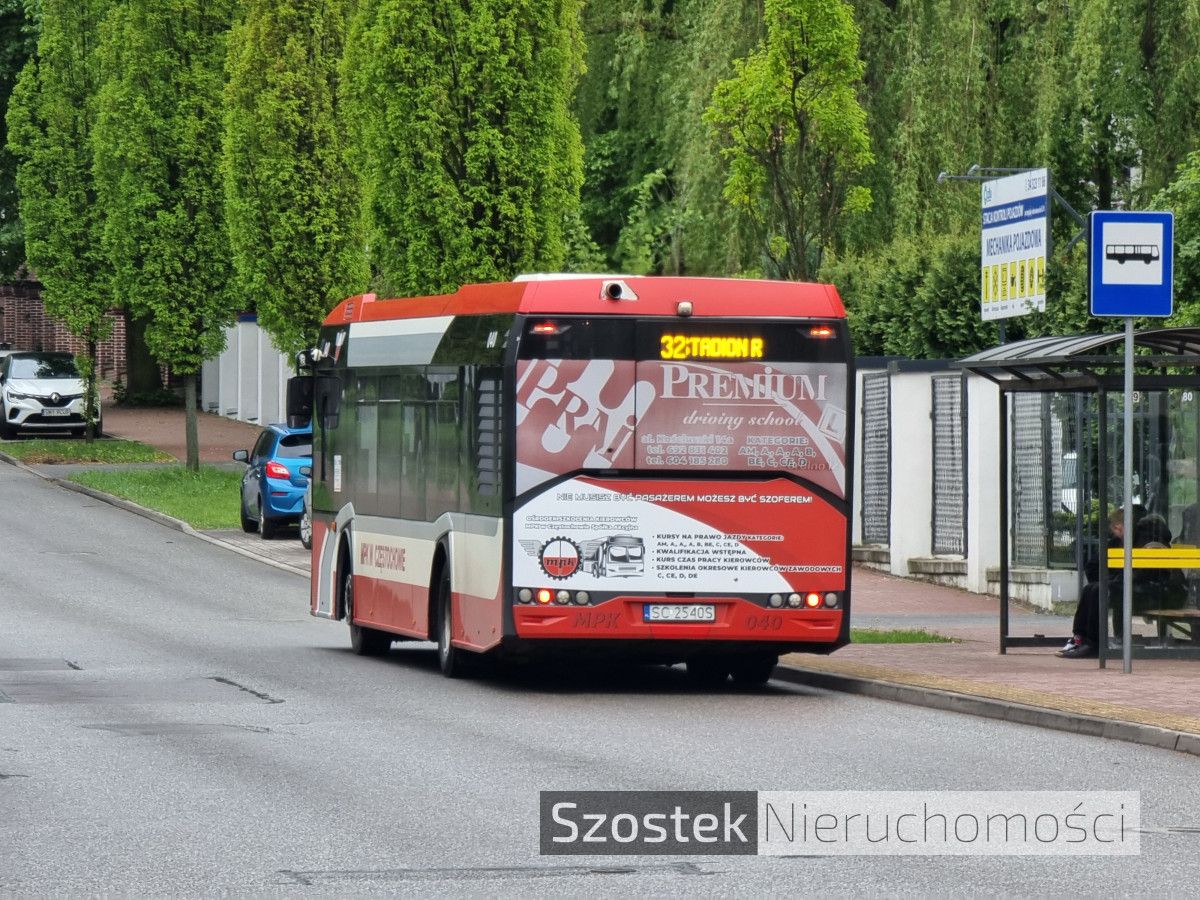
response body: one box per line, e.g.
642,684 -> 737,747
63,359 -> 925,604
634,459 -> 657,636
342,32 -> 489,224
506,277 -> 853,670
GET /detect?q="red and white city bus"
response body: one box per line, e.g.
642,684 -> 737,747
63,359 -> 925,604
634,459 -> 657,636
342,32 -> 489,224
288,275 -> 853,683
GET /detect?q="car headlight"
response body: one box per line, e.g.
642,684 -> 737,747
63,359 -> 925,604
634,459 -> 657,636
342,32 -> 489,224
5,391 -> 29,401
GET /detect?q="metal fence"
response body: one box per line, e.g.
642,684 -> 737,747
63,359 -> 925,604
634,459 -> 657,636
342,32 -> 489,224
1011,392 -> 1049,566
860,372 -> 891,545
931,374 -> 967,555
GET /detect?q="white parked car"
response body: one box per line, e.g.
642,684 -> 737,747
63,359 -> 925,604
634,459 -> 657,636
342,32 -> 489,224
0,351 -> 101,439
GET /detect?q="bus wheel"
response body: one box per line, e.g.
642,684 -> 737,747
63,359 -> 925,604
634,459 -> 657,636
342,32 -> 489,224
685,655 -> 729,687
729,654 -> 778,687
344,569 -> 391,657
436,567 -> 469,678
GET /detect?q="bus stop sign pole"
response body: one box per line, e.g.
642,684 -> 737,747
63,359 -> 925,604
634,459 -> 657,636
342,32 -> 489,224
1090,210 -> 1174,674
1122,318 -> 1134,674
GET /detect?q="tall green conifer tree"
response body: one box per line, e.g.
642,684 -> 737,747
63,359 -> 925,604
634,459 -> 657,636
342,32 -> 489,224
223,0 -> 368,358
0,0 -> 38,278
7,0 -> 110,440
343,0 -> 586,296
92,0 -> 235,470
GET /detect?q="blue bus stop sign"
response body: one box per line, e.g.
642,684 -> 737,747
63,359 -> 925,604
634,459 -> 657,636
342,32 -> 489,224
1090,210 -> 1174,317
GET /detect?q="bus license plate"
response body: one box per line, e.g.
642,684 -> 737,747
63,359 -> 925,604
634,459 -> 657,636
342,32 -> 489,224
41,408 -> 70,416
643,604 -> 715,623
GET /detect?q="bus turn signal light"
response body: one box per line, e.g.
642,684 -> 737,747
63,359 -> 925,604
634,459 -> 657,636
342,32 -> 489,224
536,589 -> 553,604
805,592 -> 822,608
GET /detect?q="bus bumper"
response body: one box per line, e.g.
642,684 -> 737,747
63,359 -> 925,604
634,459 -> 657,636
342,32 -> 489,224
511,596 -> 844,647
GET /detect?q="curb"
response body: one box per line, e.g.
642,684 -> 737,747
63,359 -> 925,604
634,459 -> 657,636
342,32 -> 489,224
773,664 -> 1200,758
0,449 -> 308,579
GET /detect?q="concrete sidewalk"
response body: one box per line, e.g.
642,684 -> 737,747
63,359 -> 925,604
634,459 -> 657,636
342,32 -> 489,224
6,403 -> 1200,755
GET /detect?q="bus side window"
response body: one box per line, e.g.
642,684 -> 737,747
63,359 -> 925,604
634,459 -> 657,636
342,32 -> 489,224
355,375 -> 379,510
427,367 -> 461,517
378,375 -> 403,516
399,371 -> 427,523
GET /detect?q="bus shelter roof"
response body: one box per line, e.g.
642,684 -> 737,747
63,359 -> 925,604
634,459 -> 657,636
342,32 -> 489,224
957,326 -> 1200,390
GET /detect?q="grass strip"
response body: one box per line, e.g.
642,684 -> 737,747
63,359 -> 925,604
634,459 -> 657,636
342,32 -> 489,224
69,465 -> 242,530
0,438 -> 174,464
851,628 -> 958,644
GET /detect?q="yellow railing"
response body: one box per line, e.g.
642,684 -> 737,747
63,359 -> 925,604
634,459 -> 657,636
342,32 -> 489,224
1107,546 -> 1200,569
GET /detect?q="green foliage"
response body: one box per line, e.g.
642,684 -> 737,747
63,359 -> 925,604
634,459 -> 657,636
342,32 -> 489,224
92,0 -> 236,469
705,0 -> 874,281
850,628 -> 957,644
1154,152 -> 1200,325
70,465 -> 245,530
1,437 -> 173,464
7,0 -> 111,438
222,0 -> 368,357
92,0 -> 236,375
343,0 -> 586,296
824,232 -> 998,357
0,0 -> 37,277
111,376 -> 182,408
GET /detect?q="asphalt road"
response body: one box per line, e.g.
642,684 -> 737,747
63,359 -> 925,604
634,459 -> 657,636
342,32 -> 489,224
3,461 -> 1200,895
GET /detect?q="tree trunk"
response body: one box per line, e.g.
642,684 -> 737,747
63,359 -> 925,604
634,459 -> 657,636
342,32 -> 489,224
85,338 -> 99,443
184,373 -> 199,472
124,311 -> 162,395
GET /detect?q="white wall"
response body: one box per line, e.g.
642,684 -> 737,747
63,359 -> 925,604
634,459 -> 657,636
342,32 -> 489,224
887,370 -> 934,576
964,374 -> 1001,593
202,318 -> 290,426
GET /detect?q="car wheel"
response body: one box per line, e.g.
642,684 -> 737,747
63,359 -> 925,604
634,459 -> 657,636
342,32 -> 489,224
685,655 -> 730,688
258,498 -> 280,540
729,654 -> 778,687
239,497 -> 258,534
344,568 -> 391,656
299,508 -> 312,550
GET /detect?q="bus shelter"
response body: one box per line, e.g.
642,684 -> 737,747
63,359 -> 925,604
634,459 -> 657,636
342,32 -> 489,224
959,328 -> 1200,664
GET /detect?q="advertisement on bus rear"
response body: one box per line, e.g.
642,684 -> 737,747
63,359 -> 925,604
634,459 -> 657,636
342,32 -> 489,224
513,476 -> 846,594
515,359 -> 848,498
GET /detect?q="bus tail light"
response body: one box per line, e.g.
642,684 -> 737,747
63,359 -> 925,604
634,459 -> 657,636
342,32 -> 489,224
824,592 -> 840,608
809,325 -> 835,338
531,321 -> 559,335
536,589 -> 553,605
804,592 -> 822,608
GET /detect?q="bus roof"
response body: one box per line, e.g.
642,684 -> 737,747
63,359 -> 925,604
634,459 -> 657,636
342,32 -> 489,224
323,276 -> 846,326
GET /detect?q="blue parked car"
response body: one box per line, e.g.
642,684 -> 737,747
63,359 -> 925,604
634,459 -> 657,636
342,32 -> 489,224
233,423 -> 313,539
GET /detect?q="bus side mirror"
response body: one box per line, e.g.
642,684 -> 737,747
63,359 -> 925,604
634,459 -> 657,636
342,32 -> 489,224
316,374 -> 341,430
286,375 -> 313,429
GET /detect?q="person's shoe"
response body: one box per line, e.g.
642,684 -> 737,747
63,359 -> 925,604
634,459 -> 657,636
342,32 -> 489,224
1056,637 -> 1080,657
1059,642 -> 1097,658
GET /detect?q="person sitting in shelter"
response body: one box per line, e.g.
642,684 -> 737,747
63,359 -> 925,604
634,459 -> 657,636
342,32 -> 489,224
1058,505 -> 1142,658
1111,512 -> 1187,637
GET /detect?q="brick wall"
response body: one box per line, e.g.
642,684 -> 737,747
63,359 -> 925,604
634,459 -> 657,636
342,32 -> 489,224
0,281 -> 126,380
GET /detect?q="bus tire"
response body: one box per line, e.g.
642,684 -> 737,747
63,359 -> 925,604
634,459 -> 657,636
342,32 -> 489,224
685,655 -> 729,687
729,654 -> 778,687
344,568 -> 391,657
435,567 -> 470,678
